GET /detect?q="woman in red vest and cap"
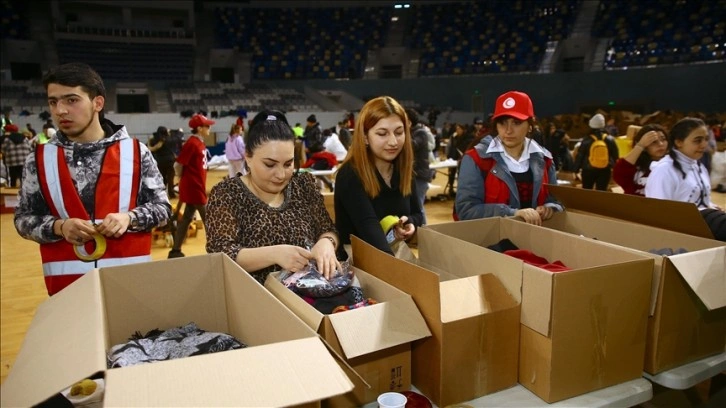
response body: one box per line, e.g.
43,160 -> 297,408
455,90 -> 562,225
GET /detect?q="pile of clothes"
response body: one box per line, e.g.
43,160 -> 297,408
278,260 -> 377,314
107,322 -> 246,368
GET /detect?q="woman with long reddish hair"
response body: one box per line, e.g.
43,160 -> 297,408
334,96 -> 423,256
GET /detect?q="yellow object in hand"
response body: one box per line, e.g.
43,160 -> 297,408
379,215 -> 400,233
73,232 -> 107,262
70,379 -> 97,396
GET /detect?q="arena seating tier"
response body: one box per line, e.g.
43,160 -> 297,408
594,0 -> 726,69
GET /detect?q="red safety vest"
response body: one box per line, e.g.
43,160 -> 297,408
453,150 -> 552,220
36,139 -> 152,296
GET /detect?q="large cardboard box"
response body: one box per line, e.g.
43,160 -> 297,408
425,217 -> 654,403
350,233 -> 522,407
546,185 -> 726,374
1,254 -> 354,407
265,267 -> 431,407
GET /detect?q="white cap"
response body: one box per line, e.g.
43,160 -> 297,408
589,113 -> 605,129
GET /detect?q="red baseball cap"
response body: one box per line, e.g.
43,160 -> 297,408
188,114 -> 215,129
4,124 -> 19,132
492,91 -> 534,120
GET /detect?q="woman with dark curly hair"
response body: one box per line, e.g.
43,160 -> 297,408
612,124 -> 668,196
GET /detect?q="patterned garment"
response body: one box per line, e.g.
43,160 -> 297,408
14,119 -> 171,244
107,322 -> 246,368
1,133 -> 32,167
279,259 -> 353,298
205,172 -> 337,285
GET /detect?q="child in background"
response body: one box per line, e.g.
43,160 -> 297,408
613,124 -> 668,196
645,117 -> 725,241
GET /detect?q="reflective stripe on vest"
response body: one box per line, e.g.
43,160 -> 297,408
41,139 -> 135,218
37,139 -> 151,286
42,255 -> 152,276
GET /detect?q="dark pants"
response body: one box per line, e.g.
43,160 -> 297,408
701,208 -> 726,242
447,167 -> 458,196
8,165 -> 23,187
157,159 -> 176,198
171,203 -> 207,251
581,168 -> 611,191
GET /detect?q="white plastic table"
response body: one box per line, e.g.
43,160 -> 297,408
643,352 -> 726,390
362,379 -> 652,408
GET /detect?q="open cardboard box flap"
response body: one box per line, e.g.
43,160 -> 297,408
549,185 -> 725,312
417,226 -> 523,306
424,217 -> 652,337
103,338 -> 351,407
351,233 -> 521,326
1,254 -> 354,408
265,268 -> 431,360
548,184 -> 714,239
667,247 -> 726,310
1,270 -> 107,408
350,236 -> 444,327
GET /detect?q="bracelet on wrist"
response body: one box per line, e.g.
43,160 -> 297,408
320,236 -> 337,249
58,219 -> 67,239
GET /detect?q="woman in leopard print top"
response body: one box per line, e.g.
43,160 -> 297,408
206,110 -> 340,285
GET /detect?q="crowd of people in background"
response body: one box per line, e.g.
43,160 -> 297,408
3,86 -> 726,276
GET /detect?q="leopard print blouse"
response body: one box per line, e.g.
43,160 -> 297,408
205,172 -> 337,284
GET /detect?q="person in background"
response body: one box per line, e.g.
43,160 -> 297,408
168,128 -> 184,157
1,123 -> 31,187
13,62 -> 170,296
168,114 -> 214,258
25,123 -> 37,137
612,124 -> 668,196
446,122 -> 473,197
337,120 -> 352,150
604,116 -> 619,136
334,96 -> 423,257
407,107 -> 434,224
646,117 -> 725,241
292,122 -> 305,169
225,123 -> 246,177
147,126 -> 177,199
455,90 -> 562,225
31,123 -> 55,147
473,116 -> 487,139
205,110 -> 340,284
322,128 -> 348,162
545,122 -> 574,172
303,114 -> 323,157
573,113 -> 619,191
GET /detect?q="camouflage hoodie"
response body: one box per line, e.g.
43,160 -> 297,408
14,119 -> 171,244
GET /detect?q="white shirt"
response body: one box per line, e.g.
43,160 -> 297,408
323,133 -> 348,162
645,149 -> 713,209
486,137 -> 547,173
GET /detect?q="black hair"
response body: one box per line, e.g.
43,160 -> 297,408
668,117 -> 706,179
632,124 -> 667,172
43,62 -> 106,120
244,110 -> 294,156
404,107 -> 419,127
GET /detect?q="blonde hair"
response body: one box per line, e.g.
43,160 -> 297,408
340,96 -> 413,198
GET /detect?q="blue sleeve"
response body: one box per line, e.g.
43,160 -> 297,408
455,155 -> 516,220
